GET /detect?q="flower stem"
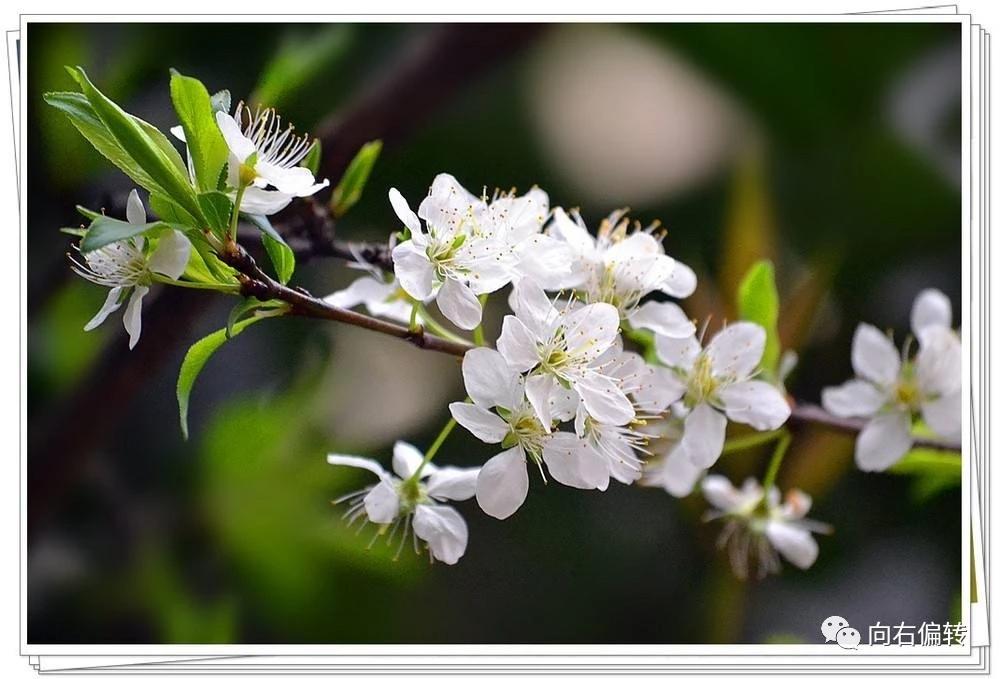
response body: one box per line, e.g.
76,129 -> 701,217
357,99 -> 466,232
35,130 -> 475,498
721,428 -> 786,456
416,305 -> 473,346
228,184 -> 247,241
473,294 -> 489,346
762,430 -> 793,491
411,417 -> 458,480
409,301 -> 420,333
153,274 -> 241,293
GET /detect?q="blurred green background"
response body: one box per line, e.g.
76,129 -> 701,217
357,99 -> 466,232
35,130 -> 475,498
27,21 -> 962,644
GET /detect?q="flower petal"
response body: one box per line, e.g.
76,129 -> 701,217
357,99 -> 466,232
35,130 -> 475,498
239,187 -> 294,216
425,467 -> 479,502
388,187 -> 422,234
215,111 -> 256,162
765,521 -> 819,570
706,322 -> 765,381
496,315 -> 541,373
855,411 -> 913,472
476,447 -> 529,520
126,189 -> 146,226
680,403 -> 727,469
702,475 -> 747,512
363,480 -> 400,524
654,334 -> 701,371
436,277 -> 482,330
718,380 -> 791,431
661,259 -> 697,298
642,445 -> 702,498
461,348 -> 519,410
123,285 -> 149,350
326,453 -> 389,480
84,287 -> 123,331
564,303 -> 620,363
915,326 -> 962,396
525,374 -> 557,432
628,301 -> 696,339
851,323 -> 901,387
574,372 -> 635,426
821,379 -> 886,418
449,402 -> 508,443
911,288 -> 952,339
922,390 -> 961,442
413,504 -> 468,565
391,241 -> 434,300
542,433 -> 610,490
147,231 -> 191,280
392,441 -> 433,479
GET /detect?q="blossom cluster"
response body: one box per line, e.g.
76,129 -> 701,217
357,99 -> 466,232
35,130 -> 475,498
326,173 -> 806,567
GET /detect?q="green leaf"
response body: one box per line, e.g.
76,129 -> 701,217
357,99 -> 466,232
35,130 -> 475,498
197,191 -> 233,238
149,192 -> 200,228
169,69 -> 230,193
75,204 -> 102,221
262,233 -> 295,284
80,215 -> 168,252
301,139 -> 321,175
66,67 -> 202,221
251,25 -> 354,109
330,140 -> 381,217
737,259 -> 780,377
177,316 -> 267,440
889,448 -> 962,477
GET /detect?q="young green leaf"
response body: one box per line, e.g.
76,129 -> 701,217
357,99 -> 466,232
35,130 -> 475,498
170,70 -> 230,193
149,193 -> 200,229
67,67 -> 203,221
330,140 -> 382,217
737,259 -> 781,377
80,215 -> 169,252
197,191 -> 234,238
262,233 -> 295,284
177,316 -> 267,440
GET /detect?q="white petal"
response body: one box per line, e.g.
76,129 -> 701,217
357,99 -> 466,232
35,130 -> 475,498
706,322 -> 766,381
496,316 -> 541,373
215,111 -> 256,162
547,207 -> 595,255
661,259 -> 697,298
922,391 -> 961,442
325,276 -> 390,311
126,189 -> 146,226
418,173 -> 482,232
654,334 -> 701,371
766,521 -> 818,569
680,403 -> 728,469
412,504 -> 468,565
628,301 -> 696,339
821,379 -> 886,418
515,234 -> 574,290
639,366 -> 687,412
254,163 -> 325,197
642,446 -> 702,498
449,402 -> 508,443
525,374 -> 557,432
564,302 -> 620,363
701,475 -> 743,511
239,187 -> 294,216
392,441 -> 432,479
855,412 -> 913,472
915,326 -> 962,396
84,287 -> 123,331
851,323 -> 901,387
170,125 -> 186,142
123,285 -> 149,350
436,277 -> 482,330
718,380 -> 791,431
461,348 -> 519,410
147,231 -> 191,280
425,467 -> 479,502
911,288 -> 952,339
363,480 -> 400,524
326,453 -> 389,480
389,188 -> 422,234
476,448 -> 529,520
542,433 -> 610,490
511,278 -> 556,335
575,372 -> 634,426
391,241 -> 434,300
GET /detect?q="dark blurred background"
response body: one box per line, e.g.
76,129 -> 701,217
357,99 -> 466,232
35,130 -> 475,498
26,21 -> 962,644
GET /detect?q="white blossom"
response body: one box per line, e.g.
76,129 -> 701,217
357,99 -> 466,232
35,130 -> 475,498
703,475 -> 829,579
215,102 -> 329,215
639,417 -> 704,497
822,294 -> 961,471
655,322 -> 791,469
496,278 -> 634,427
546,207 -> 697,338
450,347 -> 609,519
323,246 -> 415,325
327,442 -> 479,565
70,189 -> 191,349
